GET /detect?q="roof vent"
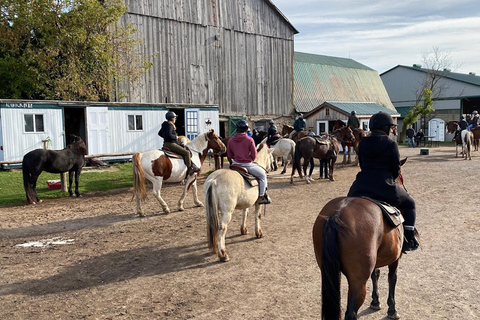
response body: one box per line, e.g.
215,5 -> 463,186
443,68 -> 451,72
413,64 -> 422,68
469,72 -> 476,76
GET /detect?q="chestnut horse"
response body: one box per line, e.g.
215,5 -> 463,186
132,130 -> 225,216
312,158 -> 409,320
333,120 -> 367,165
290,126 -> 355,183
281,124 -> 307,142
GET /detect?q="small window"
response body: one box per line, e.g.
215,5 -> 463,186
128,115 -> 143,131
24,114 -> 45,132
325,108 -> 330,116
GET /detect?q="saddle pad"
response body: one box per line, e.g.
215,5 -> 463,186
229,165 -> 258,187
161,148 -> 187,159
360,196 -> 404,227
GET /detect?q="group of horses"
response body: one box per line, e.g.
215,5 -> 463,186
21,124 -> 410,319
446,121 -> 480,160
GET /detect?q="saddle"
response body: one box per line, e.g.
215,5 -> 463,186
360,196 -> 404,227
161,146 -> 190,159
312,136 -> 329,145
229,165 -> 258,187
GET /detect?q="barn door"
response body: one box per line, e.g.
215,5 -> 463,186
316,120 -> 328,134
86,107 -> 109,155
185,108 -> 199,140
228,117 -> 245,137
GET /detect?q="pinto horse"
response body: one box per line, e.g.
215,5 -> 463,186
290,126 -> 354,184
333,120 -> 367,165
22,134 -> 88,205
446,121 -> 465,157
132,130 -> 225,216
312,158 -> 409,320
204,142 -> 274,262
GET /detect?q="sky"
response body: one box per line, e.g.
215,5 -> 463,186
272,0 -> 480,75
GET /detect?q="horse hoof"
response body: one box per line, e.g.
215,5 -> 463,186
163,208 -> 171,214
255,230 -> 263,238
196,202 -> 205,208
387,311 -> 400,319
240,227 -> 248,235
219,250 -> 230,262
370,303 -> 381,310
178,207 -> 185,211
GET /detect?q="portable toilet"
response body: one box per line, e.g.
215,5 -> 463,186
428,118 -> 445,141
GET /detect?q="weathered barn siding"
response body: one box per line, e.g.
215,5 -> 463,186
118,0 -> 296,117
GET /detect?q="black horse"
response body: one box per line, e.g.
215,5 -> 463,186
22,134 -> 88,204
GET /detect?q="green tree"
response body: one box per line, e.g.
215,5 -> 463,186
0,0 -> 150,101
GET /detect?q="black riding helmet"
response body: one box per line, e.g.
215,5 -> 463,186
236,120 -> 249,133
369,112 -> 395,134
166,111 -> 177,120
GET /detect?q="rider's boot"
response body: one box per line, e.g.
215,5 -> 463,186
256,193 -> 271,205
402,226 -> 420,253
187,163 -> 201,175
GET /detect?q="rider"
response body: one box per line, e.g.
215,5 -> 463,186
347,110 -> 360,130
228,120 -> 271,205
467,110 -> 479,130
158,111 -> 200,175
289,113 -> 307,139
347,111 -> 420,253
456,115 -> 468,138
266,119 -> 281,146
251,128 -> 262,145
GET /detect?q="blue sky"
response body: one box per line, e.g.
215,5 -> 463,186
273,0 -> 480,74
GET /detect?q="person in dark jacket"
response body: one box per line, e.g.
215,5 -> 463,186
289,114 -> 307,139
347,111 -> 419,252
252,129 -> 262,146
406,125 -> 416,147
347,110 -> 360,130
415,128 -> 424,147
158,111 -> 200,175
266,119 -> 281,146
228,120 -> 270,204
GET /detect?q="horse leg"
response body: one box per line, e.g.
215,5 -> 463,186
240,208 -> 249,235
74,169 -> 82,197
347,146 -> 352,164
179,177 -> 204,210
342,143 -> 347,164
151,178 -> 170,214
218,209 -> 233,262
254,204 -> 263,238
308,157 -> 315,182
386,260 -> 400,319
280,156 -> 288,174
345,280 -> 368,320
329,157 -> 336,181
273,157 -> 278,171
370,268 -> 381,310
68,171 -> 74,197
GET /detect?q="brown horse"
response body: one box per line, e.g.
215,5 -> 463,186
213,137 -> 231,170
333,120 -> 366,165
312,158 -> 408,320
281,124 -> 307,142
290,126 -> 355,183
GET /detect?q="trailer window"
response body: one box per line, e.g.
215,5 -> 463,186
24,114 -> 45,132
128,115 -> 143,131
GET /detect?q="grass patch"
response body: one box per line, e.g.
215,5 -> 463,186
0,163 -> 133,207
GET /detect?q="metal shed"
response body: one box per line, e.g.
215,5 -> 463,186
0,100 -> 219,165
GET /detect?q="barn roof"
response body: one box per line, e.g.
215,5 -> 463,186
381,65 -> 480,87
305,101 -> 399,118
293,52 -> 395,114
265,0 -> 299,34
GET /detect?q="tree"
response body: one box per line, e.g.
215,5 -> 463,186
399,46 -> 460,141
0,0 -> 150,101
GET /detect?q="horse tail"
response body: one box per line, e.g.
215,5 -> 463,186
131,153 -> 147,202
321,214 -> 342,320
205,181 -> 219,253
292,142 -> 302,177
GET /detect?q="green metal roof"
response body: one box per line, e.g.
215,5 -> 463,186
306,101 -> 399,118
394,106 -> 412,118
386,65 -> 480,87
294,52 -> 373,70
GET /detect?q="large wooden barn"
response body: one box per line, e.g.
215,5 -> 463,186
119,0 -> 298,136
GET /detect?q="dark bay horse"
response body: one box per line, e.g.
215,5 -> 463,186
334,120 -> 367,165
312,158 -> 409,319
290,126 -> 354,183
22,134 -> 88,204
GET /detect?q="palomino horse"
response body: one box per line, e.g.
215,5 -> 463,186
269,138 -> 295,174
132,130 -> 225,216
22,134 -> 88,204
290,126 -> 355,183
312,158 -> 409,320
333,120 -> 367,165
204,142 -> 274,262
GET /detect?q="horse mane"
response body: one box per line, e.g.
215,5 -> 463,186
187,131 -> 210,152
67,136 -> 88,155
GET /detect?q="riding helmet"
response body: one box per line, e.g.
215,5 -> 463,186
269,119 -> 274,125
351,110 -> 356,115
298,113 -> 303,119
369,112 -> 395,130
473,110 -> 478,115
236,120 -> 249,133
166,111 -> 177,120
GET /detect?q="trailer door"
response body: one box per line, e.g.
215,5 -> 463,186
185,108 -> 199,140
86,107 -> 109,155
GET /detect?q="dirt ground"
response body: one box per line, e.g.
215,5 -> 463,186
1,145 -> 479,319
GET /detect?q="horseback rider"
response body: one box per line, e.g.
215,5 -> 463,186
289,113 -> 307,139
158,111 -> 200,175
251,128 -> 262,145
347,110 -> 360,130
347,111 -> 420,253
467,110 -> 479,130
456,115 -> 469,138
266,119 -> 281,146
228,120 -> 271,205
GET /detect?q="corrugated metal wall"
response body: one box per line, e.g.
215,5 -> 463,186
118,0 -> 295,117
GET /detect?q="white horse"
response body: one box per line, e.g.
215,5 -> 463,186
461,129 -> 473,160
204,142 -> 274,262
270,138 -> 295,174
132,130 -> 225,216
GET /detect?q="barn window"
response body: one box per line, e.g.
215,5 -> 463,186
325,108 -> 330,116
127,115 -> 143,131
24,114 -> 44,133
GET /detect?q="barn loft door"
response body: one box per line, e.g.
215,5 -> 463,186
185,108 -> 199,141
228,117 -> 245,137
86,107 -> 109,155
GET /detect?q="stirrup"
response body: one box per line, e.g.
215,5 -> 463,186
256,195 -> 271,205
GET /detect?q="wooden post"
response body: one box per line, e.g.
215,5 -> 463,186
60,172 -> 68,192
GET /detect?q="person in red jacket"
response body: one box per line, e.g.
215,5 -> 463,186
228,120 -> 270,205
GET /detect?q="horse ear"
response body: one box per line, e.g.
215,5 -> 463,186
400,157 -> 407,166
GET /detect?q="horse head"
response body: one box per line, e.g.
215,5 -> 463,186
67,134 -> 88,156
205,129 -> 226,154
333,126 -> 355,143
282,124 -> 294,136
446,121 -> 459,134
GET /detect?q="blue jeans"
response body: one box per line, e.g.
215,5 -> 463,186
320,159 -> 329,178
407,137 -> 415,147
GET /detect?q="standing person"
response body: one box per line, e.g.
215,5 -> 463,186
319,158 -> 329,179
228,120 -> 271,205
347,110 -> 360,130
289,113 -> 307,139
415,128 -> 424,147
406,125 -> 416,147
347,111 -> 419,252
158,111 -> 200,175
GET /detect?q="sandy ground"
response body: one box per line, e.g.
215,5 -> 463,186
1,145 -> 479,319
